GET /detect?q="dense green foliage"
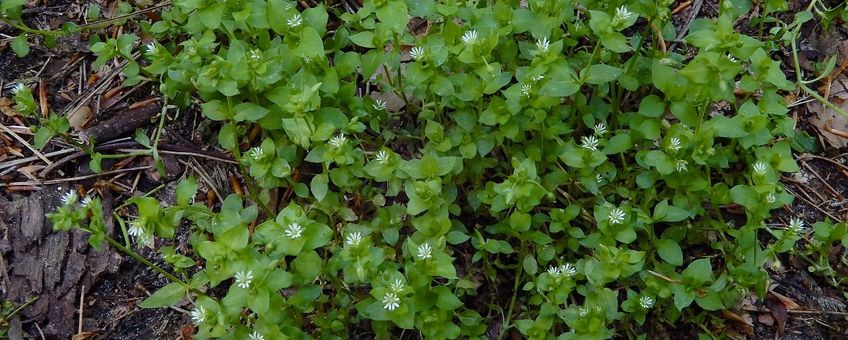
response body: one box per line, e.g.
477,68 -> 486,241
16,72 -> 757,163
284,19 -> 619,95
12,0 -> 847,338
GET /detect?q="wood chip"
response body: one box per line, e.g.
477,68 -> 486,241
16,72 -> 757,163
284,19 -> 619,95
67,105 -> 92,131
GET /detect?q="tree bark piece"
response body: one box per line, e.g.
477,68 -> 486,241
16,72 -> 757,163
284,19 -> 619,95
79,103 -> 161,143
0,186 -> 121,337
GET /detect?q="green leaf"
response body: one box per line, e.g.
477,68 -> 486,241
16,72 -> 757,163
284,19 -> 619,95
584,64 -> 623,84
656,239 -> 683,266
682,258 -> 713,287
375,1 -> 408,34
233,102 -> 270,122
603,134 -> 631,154
522,255 -> 538,275
638,95 -> 665,117
33,127 -> 55,149
11,35 -> 29,57
138,282 -> 186,308
311,173 -> 329,201
176,177 -> 198,206
198,3 -> 224,29
539,80 -> 580,97
349,31 -> 375,48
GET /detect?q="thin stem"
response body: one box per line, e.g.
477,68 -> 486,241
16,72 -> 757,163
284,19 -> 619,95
498,242 -> 525,340
103,235 -> 203,295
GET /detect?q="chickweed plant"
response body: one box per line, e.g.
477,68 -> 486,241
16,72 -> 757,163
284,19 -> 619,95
7,0 -> 839,338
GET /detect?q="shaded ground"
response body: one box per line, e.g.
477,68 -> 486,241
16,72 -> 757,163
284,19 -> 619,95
2,0 -> 848,339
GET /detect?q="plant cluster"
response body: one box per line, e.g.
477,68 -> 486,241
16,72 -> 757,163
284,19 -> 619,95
7,0 -> 842,338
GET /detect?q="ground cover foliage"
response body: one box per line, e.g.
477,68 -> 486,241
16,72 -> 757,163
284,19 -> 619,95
6,0 -> 848,338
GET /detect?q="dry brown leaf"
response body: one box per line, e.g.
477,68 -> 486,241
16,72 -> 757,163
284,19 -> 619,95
769,290 -> 800,310
0,97 -> 20,117
758,313 -> 775,326
721,310 -> 754,335
68,105 -> 92,131
766,295 -> 788,335
807,78 -> 848,148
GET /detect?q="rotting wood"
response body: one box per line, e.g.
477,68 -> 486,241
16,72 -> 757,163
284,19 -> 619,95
79,102 -> 161,143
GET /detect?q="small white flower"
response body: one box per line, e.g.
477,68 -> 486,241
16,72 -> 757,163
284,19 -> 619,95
248,331 -> 264,340
461,30 -> 478,45
390,278 -> 405,293
185,46 -> 196,55
596,174 -> 604,184
676,159 -> 688,172
250,49 -> 261,62
559,263 -> 576,277
382,292 -> 401,311
531,74 -> 545,82
578,307 -> 589,317
521,84 -> 532,97
375,150 -> 389,164
668,137 -> 682,152
536,37 -> 550,53
345,232 -> 362,246
329,134 -> 347,148
639,296 -> 654,309
547,265 -> 561,276
608,207 -> 625,224
234,270 -> 253,289
145,42 -> 157,54
753,161 -> 767,175
287,14 -> 302,28
191,306 -> 206,324
593,306 -> 602,312
594,122 -> 607,136
128,219 -> 145,237
372,99 -> 387,111
417,242 -> 433,260
580,135 -> 599,151
285,222 -> 304,239
766,193 -> 776,203
410,46 -> 425,61
80,196 -> 94,207
137,232 -> 154,246
614,5 -> 634,23
246,147 -> 264,160
788,218 -> 804,233
61,190 -> 78,205
11,83 -> 25,94
727,54 -> 738,63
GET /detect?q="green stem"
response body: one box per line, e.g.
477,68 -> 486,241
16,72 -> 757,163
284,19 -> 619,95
498,242 -> 525,340
103,235 -> 203,295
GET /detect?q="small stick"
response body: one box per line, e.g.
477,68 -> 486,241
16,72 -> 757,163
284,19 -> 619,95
800,161 -> 843,200
648,270 -> 681,283
672,0 -> 693,14
1,165 -> 152,187
38,79 -> 48,118
79,101 -> 161,143
78,285 -> 85,334
0,122 -> 53,165
229,174 -> 244,195
825,126 -> 848,139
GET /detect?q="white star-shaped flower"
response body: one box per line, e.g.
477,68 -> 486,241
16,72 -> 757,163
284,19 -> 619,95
191,306 -> 206,324
329,134 -> 347,148
246,147 -> 264,161
80,196 -> 94,207
580,135 -> 599,151
766,193 -> 776,203
668,137 -> 682,152
578,307 -> 589,317
235,270 -> 253,289
521,84 -> 532,97
752,161 -> 767,175
417,242 -> 432,260
596,174 -> 604,184
128,219 -> 145,237
639,296 -> 654,309
61,190 -> 78,205
137,232 -> 154,246
11,83 -> 25,94
145,42 -> 157,54
531,74 -> 544,82
375,150 -> 389,164
287,14 -> 302,28
608,207 -> 625,224
727,54 -> 738,63
390,278 -> 405,293
248,331 -> 264,340
536,37 -> 550,53
345,232 -> 362,246
594,122 -> 607,136
547,265 -> 561,276
372,99 -> 387,111
410,46 -> 425,61
382,292 -> 400,311
559,263 -> 576,277
788,218 -> 804,233
461,30 -> 478,45
250,49 -> 261,62
615,5 -> 634,23
676,160 -> 688,172
285,222 -> 303,239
